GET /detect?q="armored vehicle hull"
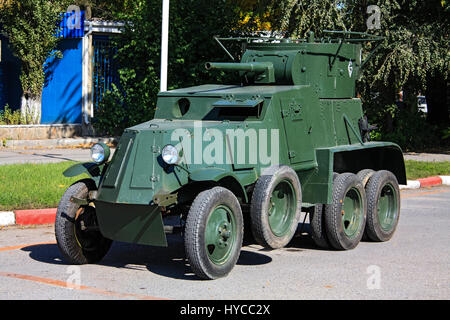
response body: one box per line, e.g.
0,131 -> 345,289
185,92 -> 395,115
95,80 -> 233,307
56,32 -> 405,280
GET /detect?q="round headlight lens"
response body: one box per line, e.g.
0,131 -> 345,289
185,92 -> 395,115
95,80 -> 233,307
91,143 -> 110,164
162,145 -> 179,165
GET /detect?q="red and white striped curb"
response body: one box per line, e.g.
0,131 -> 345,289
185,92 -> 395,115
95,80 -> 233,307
0,209 -> 56,227
400,176 -> 450,190
0,176 -> 449,226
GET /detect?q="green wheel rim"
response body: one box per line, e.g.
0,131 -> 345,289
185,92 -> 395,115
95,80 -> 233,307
378,183 -> 398,232
342,187 -> 364,239
205,205 -> 237,265
268,180 -> 297,237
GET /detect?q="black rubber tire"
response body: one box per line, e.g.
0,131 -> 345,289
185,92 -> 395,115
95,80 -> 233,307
357,169 -> 375,187
365,170 -> 401,242
55,179 -> 112,264
325,173 -> 367,250
184,187 -> 244,280
309,173 -> 338,249
250,165 -> 302,249
357,169 -> 376,241
333,172 -> 339,181
309,204 -> 330,249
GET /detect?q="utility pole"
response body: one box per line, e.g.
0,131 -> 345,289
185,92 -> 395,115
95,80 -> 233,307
160,0 -> 169,92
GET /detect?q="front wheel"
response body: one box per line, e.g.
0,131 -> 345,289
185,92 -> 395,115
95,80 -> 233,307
184,187 -> 244,280
55,179 -> 112,264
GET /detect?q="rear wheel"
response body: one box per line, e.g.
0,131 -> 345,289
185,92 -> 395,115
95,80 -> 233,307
325,173 -> 367,250
250,166 -> 302,249
184,187 -> 243,280
357,169 -> 375,187
55,179 -> 112,264
365,171 -> 401,242
357,169 -> 376,241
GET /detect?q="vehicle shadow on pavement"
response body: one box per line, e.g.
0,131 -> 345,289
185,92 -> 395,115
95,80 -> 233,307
284,223 -> 334,251
21,243 -> 67,265
21,234 -> 273,281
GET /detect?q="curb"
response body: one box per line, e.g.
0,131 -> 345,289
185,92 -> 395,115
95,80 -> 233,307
14,209 -> 57,225
1,176 -> 449,227
400,176 -> 450,190
0,209 -> 57,227
0,212 -> 15,226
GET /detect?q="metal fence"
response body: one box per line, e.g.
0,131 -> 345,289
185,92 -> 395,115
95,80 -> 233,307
93,36 -> 119,110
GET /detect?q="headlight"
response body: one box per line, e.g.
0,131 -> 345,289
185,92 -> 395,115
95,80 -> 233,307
161,145 -> 179,165
90,143 -> 110,164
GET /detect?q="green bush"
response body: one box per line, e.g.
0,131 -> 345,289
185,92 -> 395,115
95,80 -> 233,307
443,127 -> 450,140
0,105 -> 18,125
93,82 -> 156,136
0,104 -> 39,125
369,103 -> 443,151
0,105 -> 22,125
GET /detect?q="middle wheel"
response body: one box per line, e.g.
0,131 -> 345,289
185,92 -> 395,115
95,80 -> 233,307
250,165 -> 302,249
325,173 -> 367,250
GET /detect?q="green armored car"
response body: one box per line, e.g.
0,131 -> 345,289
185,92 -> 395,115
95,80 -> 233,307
56,31 -> 406,280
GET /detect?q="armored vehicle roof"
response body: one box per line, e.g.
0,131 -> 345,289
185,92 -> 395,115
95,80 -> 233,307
158,84 -> 305,97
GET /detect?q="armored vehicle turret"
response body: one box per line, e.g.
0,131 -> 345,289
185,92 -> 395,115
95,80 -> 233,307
56,31 -> 406,280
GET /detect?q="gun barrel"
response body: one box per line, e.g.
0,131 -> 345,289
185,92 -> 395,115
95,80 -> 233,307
205,62 -> 272,73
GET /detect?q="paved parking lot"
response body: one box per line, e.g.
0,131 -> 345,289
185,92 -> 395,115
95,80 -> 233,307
0,186 -> 449,300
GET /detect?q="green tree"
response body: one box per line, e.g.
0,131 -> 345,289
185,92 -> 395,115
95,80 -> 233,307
92,0 -> 448,150
234,0 -> 347,37
250,0 -> 449,150
62,0 -> 137,19
0,0 -> 64,123
353,0 -> 449,150
93,0 -> 242,136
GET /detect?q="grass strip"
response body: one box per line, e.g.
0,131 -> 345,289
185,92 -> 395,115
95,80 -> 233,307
0,162 -> 88,211
0,160 -> 449,211
405,160 -> 450,180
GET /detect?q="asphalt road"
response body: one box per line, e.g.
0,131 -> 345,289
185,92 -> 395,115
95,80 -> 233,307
0,186 -> 449,300
0,148 -> 95,165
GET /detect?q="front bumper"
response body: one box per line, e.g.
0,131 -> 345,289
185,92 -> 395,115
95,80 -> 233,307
95,201 -> 167,247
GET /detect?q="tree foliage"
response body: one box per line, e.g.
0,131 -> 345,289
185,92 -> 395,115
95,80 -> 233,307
93,0 -> 448,150
0,0 -> 63,99
94,0 -> 242,136
236,0 -> 450,150
354,0 -> 449,149
61,0 -> 137,19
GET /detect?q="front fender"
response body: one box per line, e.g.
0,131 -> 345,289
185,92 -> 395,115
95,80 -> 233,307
63,162 -> 103,187
189,168 -> 248,203
189,167 -> 231,182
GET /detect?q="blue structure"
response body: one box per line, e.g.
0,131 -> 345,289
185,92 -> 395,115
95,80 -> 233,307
41,38 -> 83,124
56,11 -> 85,39
41,11 -> 85,124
